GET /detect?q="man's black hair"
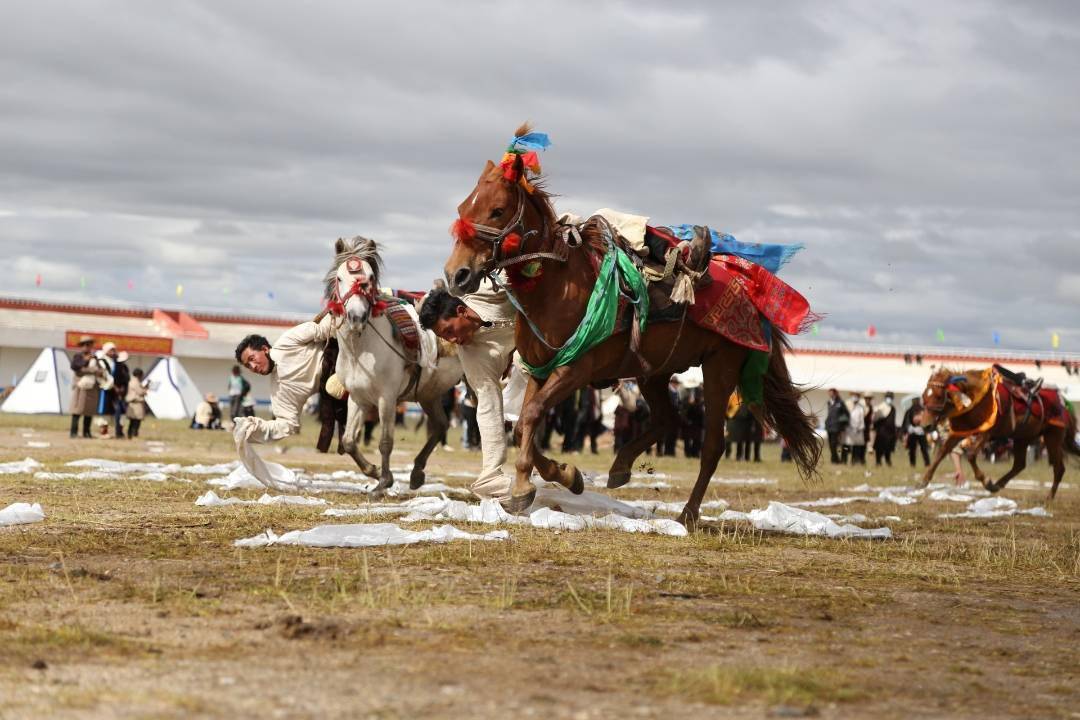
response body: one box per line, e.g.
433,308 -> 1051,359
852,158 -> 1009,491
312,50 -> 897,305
235,334 -> 271,363
418,289 -> 465,330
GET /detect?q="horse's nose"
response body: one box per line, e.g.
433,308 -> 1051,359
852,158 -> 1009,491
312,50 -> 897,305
451,267 -> 472,292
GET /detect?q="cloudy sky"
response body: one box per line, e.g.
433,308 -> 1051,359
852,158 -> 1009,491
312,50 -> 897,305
2,1 -> 1077,351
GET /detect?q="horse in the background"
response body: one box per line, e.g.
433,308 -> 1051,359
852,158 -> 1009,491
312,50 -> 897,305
920,366 -> 1079,502
324,236 -> 463,491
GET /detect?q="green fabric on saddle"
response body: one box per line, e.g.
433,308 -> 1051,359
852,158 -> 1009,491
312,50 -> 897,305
738,349 -> 771,406
522,246 -> 649,380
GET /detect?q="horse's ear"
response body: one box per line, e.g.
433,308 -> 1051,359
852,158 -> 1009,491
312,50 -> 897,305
482,159 -> 500,182
334,237 -> 347,254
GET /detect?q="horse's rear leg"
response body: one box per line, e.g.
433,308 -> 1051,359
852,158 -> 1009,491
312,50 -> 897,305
678,354 -> 738,528
410,394 -> 448,490
607,376 -> 676,489
988,440 -> 1028,494
342,398 -> 379,478
1044,428 -> 1066,503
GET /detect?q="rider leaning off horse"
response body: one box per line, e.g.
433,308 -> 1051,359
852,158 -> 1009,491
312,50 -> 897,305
419,280 -> 518,502
233,315 -> 336,444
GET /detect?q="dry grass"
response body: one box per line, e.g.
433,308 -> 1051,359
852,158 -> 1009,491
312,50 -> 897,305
1,414 -> 1078,718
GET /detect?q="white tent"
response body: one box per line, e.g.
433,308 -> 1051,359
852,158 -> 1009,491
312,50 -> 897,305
145,356 -> 203,420
1,347 -> 73,414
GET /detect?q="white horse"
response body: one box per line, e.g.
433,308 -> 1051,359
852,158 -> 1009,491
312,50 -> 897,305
324,236 -> 463,491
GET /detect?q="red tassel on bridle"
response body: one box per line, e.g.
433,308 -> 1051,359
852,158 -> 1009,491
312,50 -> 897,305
451,218 -> 476,246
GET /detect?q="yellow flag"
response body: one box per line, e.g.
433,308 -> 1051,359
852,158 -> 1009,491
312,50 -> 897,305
176,284 -> 184,298
1051,332 -> 1060,349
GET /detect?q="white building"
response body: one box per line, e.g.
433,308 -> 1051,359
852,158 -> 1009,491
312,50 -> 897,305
0,296 -> 309,410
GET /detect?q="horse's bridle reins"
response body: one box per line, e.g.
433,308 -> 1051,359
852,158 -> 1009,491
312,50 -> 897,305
469,184 -> 565,277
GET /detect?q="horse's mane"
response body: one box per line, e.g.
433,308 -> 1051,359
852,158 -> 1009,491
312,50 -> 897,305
522,180 -> 607,254
324,236 -> 383,301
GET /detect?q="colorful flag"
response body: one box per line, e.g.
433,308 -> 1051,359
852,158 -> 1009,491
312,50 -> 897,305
992,331 -> 1000,346
176,284 -> 184,298
267,291 -> 275,301
811,323 -> 820,336
935,328 -> 945,342
80,276 -> 86,289
127,279 -> 134,290
34,273 -> 41,287
867,325 -> 877,338
1052,332 -> 1060,349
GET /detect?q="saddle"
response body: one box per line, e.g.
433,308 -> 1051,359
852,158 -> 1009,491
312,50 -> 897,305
1002,381 -> 1067,427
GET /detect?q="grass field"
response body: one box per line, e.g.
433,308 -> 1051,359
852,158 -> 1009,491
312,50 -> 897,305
1,413 -> 1077,719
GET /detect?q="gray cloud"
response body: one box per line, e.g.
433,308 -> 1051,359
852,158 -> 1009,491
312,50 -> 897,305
0,0 -> 1077,350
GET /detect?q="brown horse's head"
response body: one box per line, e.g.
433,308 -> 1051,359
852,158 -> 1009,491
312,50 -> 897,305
443,124 -> 551,295
922,367 -> 978,423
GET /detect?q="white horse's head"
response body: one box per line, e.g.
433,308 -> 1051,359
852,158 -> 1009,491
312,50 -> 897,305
324,236 -> 383,333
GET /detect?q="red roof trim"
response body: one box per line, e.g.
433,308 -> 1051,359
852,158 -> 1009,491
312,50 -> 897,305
0,296 -> 299,327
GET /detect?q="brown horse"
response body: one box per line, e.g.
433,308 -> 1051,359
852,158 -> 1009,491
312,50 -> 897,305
442,125 -> 820,523
920,367 -> 1079,502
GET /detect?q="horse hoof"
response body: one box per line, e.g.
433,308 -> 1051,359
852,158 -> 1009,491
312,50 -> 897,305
607,469 -> 631,489
374,474 -> 395,493
409,468 -> 426,491
361,463 -> 380,479
677,508 -> 698,530
568,467 -> 585,495
501,488 -> 537,515
985,481 -> 1000,494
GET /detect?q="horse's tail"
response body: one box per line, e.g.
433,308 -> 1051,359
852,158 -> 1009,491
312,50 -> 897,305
761,331 -> 821,483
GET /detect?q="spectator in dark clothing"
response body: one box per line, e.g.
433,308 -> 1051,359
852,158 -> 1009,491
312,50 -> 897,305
436,386 -> 457,449
683,387 -> 705,458
824,389 -> 849,464
872,392 -> 898,466
573,387 -> 604,454
659,377 -> 683,456
730,404 -> 754,461
103,344 -> 130,440
316,339 -> 348,454
902,399 -> 931,467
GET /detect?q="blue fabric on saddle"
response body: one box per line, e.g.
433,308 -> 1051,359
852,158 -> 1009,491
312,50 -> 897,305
665,224 -> 803,275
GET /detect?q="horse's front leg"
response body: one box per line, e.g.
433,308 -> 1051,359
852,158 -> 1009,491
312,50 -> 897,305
510,364 -> 591,513
374,393 -> 396,492
342,397 -> 379,478
920,433 -> 961,488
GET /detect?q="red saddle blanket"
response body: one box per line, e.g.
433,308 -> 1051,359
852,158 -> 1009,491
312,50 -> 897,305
687,255 -> 815,352
998,383 -> 1068,427
381,301 -> 421,355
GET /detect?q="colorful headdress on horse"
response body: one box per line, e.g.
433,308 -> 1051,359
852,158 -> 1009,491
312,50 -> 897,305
500,128 -> 550,193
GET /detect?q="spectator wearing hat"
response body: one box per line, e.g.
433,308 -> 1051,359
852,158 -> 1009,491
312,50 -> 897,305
69,335 -> 104,438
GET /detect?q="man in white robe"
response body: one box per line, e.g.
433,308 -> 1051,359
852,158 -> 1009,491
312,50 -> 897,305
419,279 -> 516,501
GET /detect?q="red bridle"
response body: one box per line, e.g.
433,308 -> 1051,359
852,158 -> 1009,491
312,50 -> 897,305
326,257 -> 376,317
